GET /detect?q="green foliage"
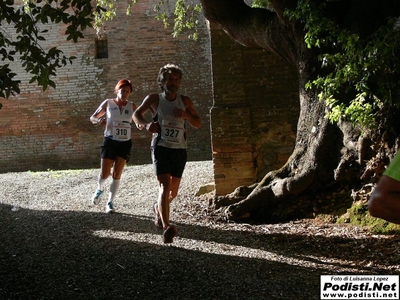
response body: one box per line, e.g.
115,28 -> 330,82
0,0 -> 101,99
0,0 -> 201,105
154,0 -> 202,40
286,0 -> 400,129
324,93 -> 376,128
92,0 -> 117,30
337,202 -> 400,234
252,0 -> 271,9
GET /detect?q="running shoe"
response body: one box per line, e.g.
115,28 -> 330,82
153,203 -> 163,230
163,225 -> 177,244
105,202 -> 114,213
92,189 -> 103,205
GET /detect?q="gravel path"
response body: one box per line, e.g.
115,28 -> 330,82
0,161 -> 399,299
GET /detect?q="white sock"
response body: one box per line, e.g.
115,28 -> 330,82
109,179 -> 120,203
98,174 -> 107,191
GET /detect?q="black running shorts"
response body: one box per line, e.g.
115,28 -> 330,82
151,146 -> 187,178
100,137 -> 132,162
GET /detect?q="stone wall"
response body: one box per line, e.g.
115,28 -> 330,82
209,24 -> 299,195
0,0 -> 213,173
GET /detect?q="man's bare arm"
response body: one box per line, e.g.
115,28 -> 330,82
179,96 -> 201,129
369,175 -> 400,224
133,94 -> 160,133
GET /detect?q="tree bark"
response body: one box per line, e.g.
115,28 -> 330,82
200,0 -> 377,222
200,0 -> 300,65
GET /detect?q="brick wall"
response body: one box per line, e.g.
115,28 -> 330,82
209,24 -> 299,195
0,0 -> 213,173
1,1 -> 300,198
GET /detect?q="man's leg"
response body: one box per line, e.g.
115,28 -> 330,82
169,176 -> 182,202
157,174 -> 172,227
156,174 -> 178,243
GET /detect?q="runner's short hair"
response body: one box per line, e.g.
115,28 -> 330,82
115,79 -> 133,93
157,64 -> 183,91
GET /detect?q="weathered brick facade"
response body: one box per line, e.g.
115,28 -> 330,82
1,1 -> 299,197
0,0 -> 213,172
209,24 -> 299,195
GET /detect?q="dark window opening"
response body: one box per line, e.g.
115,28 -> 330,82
96,39 -> 108,59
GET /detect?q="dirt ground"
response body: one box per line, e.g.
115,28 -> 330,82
0,161 -> 399,299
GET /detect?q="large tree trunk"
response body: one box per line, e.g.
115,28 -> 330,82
200,0 -> 372,222
216,81 -> 355,222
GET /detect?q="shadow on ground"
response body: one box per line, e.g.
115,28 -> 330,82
0,204 -> 398,300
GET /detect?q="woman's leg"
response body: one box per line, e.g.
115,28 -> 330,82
105,156 -> 126,212
92,158 -> 113,204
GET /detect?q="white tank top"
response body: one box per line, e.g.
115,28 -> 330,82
104,99 -> 134,141
152,94 -> 187,149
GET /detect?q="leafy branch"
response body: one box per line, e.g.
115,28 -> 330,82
1,0 -> 102,98
286,0 -> 400,128
154,0 -> 202,40
0,0 -> 202,102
